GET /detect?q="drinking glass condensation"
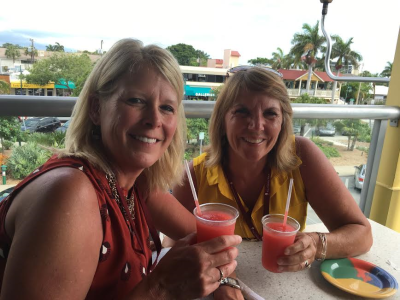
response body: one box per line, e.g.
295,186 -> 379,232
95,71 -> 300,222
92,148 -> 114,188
193,203 -> 239,243
261,214 -> 300,273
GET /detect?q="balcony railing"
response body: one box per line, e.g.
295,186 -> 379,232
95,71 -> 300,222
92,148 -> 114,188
287,88 -> 340,98
1,95 -> 400,218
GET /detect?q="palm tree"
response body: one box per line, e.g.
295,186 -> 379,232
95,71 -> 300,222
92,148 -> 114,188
330,36 -> 363,103
46,42 -> 65,52
25,47 -> 38,63
380,61 -> 392,77
269,48 -> 286,70
290,21 -> 326,94
5,45 -> 21,63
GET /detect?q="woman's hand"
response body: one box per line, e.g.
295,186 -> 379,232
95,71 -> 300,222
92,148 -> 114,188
276,232 -> 317,272
214,285 -> 244,300
147,232 -> 242,299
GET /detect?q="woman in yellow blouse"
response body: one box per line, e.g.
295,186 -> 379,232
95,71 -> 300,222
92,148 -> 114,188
148,66 -> 372,300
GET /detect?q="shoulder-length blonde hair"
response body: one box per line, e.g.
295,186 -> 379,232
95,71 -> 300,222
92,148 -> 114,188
206,66 -> 297,172
59,38 -> 186,191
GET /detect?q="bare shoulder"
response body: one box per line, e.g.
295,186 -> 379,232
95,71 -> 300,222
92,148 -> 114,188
9,167 -> 99,230
295,136 -> 321,161
2,167 -> 103,298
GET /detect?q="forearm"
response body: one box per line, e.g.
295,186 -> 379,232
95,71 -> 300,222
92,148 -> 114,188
312,222 -> 373,259
123,274 -> 169,300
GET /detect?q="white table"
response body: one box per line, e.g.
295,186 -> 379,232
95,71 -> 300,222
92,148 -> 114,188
236,219 -> 400,299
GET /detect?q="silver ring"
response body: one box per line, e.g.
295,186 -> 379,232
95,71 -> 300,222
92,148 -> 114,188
304,260 -> 311,269
217,267 -> 224,283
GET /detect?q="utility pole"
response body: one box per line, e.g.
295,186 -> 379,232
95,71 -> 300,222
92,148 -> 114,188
101,40 -> 103,56
29,38 -> 35,63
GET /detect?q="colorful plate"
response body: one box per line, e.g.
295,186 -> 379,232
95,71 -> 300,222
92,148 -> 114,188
321,257 -> 398,299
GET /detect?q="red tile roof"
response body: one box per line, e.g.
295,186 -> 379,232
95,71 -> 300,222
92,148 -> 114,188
216,59 -> 223,64
231,51 -> 241,57
278,69 -> 339,82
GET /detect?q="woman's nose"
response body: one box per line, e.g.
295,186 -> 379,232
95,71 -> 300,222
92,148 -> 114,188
143,106 -> 162,128
248,114 -> 264,131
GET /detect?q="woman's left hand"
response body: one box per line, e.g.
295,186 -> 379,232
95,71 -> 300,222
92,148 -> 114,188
276,232 -> 317,272
214,286 -> 244,300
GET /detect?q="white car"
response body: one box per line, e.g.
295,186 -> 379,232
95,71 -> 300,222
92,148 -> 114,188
354,164 -> 366,190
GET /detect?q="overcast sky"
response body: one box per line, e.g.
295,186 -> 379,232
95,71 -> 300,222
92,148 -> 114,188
1,0 -> 399,74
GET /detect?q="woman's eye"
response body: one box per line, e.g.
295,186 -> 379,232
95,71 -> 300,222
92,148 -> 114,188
264,110 -> 278,117
161,105 -> 175,113
127,98 -> 143,104
234,108 -> 248,115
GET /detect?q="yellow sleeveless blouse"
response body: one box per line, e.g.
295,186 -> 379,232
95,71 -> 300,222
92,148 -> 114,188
193,139 -> 308,239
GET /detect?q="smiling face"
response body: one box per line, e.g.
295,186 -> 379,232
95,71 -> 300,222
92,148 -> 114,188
224,88 -> 283,165
93,67 -> 179,175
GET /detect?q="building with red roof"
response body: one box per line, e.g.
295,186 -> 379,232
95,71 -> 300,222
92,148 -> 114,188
278,69 -> 342,103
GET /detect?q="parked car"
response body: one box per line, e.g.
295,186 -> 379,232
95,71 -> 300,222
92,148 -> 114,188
0,187 -> 14,202
354,164 -> 366,190
56,119 -> 71,133
21,117 -> 61,133
315,126 -> 336,136
293,125 -> 301,135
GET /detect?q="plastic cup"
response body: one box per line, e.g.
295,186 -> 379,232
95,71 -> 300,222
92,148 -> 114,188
261,214 -> 300,273
193,203 -> 239,243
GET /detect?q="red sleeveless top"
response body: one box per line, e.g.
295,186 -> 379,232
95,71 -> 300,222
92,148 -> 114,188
0,155 -> 153,299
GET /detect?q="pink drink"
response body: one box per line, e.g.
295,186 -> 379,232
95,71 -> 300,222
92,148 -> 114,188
194,203 -> 239,243
261,214 -> 300,273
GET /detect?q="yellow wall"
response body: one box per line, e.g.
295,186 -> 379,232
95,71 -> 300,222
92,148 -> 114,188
370,30 -> 400,232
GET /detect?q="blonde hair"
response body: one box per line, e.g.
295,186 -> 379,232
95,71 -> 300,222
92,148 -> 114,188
59,38 -> 186,191
206,66 -> 297,172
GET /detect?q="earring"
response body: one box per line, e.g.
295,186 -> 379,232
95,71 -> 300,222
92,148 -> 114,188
91,125 -> 101,140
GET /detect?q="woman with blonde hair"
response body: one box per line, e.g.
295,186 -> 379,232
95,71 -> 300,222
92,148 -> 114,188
0,38 -> 241,299
158,66 -> 372,299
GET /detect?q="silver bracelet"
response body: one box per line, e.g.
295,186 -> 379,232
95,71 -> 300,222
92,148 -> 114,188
316,232 -> 327,261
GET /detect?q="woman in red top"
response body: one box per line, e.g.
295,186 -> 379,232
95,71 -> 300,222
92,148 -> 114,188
0,39 -> 241,299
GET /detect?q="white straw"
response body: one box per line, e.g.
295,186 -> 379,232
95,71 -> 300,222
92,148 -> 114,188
184,160 -> 198,202
285,178 -> 294,213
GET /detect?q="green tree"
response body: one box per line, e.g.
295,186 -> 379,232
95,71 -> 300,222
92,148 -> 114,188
292,94 -> 327,136
186,118 -> 209,144
195,50 -> 210,66
166,43 -> 209,66
24,47 -> 38,63
330,36 -> 363,102
380,61 -> 392,78
46,42 -> 65,52
0,117 -> 21,153
290,21 -> 325,94
269,47 -> 288,70
0,80 -> 10,94
24,53 -> 93,96
334,119 -> 370,150
5,44 -> 21,63
247,57 -> 272,66
210,85 -> 223,101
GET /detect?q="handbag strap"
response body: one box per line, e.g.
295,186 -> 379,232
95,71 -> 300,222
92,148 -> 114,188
223,168 -> 271,241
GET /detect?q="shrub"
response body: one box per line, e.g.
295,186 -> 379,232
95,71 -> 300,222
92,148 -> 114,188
6,143 -> 52,180
27,132 -> 66,148
319,146 -> 341,158
311,137 -> 341,158
2,140 -> 14,150
356,146 -> 369,155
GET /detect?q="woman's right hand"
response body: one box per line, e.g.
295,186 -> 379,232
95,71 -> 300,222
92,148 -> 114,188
148,232 -> 242,300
